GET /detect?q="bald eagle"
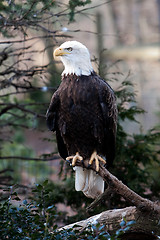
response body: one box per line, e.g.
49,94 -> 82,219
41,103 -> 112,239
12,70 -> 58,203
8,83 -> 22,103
46,41 -> 117,199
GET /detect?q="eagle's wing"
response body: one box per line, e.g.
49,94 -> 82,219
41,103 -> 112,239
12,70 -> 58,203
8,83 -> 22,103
46,91 -> 60,131
99,80 -> 117,167
46,91 -> 68,159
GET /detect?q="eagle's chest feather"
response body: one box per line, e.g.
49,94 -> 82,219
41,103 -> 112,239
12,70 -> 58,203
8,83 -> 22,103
59,77 -> 100,118
58,76 -> 102,137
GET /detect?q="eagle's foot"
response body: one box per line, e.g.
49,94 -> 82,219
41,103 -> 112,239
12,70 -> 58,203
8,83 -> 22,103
66,152 -> 83,167
88,151 -> 106,172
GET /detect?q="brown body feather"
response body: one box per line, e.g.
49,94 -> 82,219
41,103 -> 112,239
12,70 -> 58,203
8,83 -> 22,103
46,71 -> 117,168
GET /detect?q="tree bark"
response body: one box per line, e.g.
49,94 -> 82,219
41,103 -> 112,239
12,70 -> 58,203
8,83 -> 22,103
59,206 -> 160,239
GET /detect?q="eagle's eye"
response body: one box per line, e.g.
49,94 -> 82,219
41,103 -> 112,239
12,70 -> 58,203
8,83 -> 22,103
66,47 -> 73,52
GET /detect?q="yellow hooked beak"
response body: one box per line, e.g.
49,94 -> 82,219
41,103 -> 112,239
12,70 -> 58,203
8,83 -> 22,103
53,47 -> 70,58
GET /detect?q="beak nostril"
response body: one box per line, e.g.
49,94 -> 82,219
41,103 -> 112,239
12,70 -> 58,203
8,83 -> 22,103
53,47 -> 64,58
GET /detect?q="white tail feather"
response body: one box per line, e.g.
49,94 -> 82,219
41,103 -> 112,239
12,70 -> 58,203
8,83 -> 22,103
74,166 -> 104,199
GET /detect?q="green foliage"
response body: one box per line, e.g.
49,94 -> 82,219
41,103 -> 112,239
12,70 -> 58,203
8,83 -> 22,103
110,77 -> 160,206
68,0 -> 91,21
0,0 -> 55,25
0,182 -> 58,239
0,0 -> 92,36
0,181 -> 135,239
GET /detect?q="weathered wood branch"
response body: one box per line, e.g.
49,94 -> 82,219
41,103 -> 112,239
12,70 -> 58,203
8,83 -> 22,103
59,206 -> 160,239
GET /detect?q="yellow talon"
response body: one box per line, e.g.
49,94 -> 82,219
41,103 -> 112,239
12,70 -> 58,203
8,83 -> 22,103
89,151 -> 106,172
66,152 -> 83,166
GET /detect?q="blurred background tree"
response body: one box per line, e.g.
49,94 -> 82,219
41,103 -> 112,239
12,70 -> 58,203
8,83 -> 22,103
0,0 -> 160,227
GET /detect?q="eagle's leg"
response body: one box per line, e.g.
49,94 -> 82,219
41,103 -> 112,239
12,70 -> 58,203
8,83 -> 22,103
88,151 -> 106,172
66,152 -> 83,166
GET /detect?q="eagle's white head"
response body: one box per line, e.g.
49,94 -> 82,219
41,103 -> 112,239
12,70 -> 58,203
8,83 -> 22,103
54,41 -> 93,76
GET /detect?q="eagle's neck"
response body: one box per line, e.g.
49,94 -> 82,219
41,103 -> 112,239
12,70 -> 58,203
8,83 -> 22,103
60,56 -> 93,76
62,72 -> 96,82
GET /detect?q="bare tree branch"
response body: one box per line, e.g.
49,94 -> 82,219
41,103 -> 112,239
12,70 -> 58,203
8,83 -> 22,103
0,155 -> 60,162
0,103 -> 45,118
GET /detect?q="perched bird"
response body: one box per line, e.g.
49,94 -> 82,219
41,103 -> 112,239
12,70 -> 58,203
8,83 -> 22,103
46,41 -> 117,199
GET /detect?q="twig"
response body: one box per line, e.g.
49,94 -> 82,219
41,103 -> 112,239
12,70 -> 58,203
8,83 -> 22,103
0,104 -> 45,118
0,155 -> 60,161
0,168 -> 13,174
